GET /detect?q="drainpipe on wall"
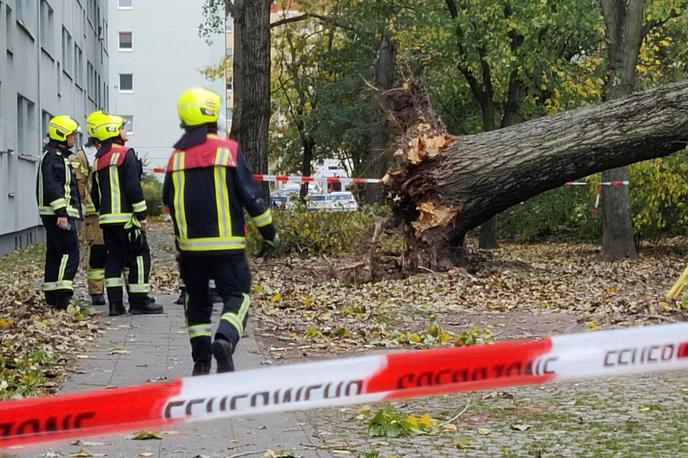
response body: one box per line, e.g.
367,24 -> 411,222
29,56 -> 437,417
36,6 -> 41,151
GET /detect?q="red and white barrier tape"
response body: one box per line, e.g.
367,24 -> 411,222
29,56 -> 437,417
2,322 -> 688,448
148,167 -> 381,184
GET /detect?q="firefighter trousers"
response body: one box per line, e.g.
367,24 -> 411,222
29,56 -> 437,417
84,215 -> 105,295
102,225 -> 151,307
179,252 -> 251,363
42,216 -> 80,307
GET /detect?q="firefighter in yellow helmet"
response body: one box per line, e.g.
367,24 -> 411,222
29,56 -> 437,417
69,111 -> 107,306
91,114 -> 163,316
36,115 -> 82,309
163,87 -> 278,376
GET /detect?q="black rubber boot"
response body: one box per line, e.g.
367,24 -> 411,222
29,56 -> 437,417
91,294 -> 106,306
211,338 -> 235,373
174,288 -> 186,305
108,301 -> 127,316
129,301 -> 164,315
191,360 -> 211,376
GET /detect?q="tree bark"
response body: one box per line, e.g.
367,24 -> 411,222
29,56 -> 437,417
230,0 -> 272,194
300,135 -> 314,200
598,0 -> 646,260
365,30 -> 397,204
385,80 -> 688,271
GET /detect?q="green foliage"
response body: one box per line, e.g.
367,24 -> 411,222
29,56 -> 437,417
141,174 -> 163,217
454,324 -> 494,347
0,351 -> 54,399
390,317 -> 453,347
367,406 -> 438,438
500,151 -> 688,242
246,204 -> 383,258
499,184 -> 601,242
629,150 -> 688,238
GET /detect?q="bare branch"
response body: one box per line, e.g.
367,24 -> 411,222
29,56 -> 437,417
270,12 -> 372,39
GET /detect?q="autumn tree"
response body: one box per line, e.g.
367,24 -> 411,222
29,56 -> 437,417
598,0 -> 686,260
385,79 -> 688,270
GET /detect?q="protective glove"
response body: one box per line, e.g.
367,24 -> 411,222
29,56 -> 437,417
124,217 -> 144,250
258,234 -> 280,258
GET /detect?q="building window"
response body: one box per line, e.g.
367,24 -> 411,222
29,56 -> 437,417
119,73 -> 133,92
225,19 -> 233,33
74,45 -> 83,85
16,0 -> 36,34
16,0 -> 24,23
86,61 -> 94,101
118,31 -> 132,50
6,5 -> 13,53
39,0 -> 53,52
56,62 -> 61,96
118,0 -> 132,9
16,94 -> 35,155
62,27 -> 73,76
41,110 -> 53,141
123,116 -> 134,134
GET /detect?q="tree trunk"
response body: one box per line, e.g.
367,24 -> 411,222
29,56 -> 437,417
598,0 -> 646,260
231,0 -> 272,194
300,136 -> 314,200
385,80 -> 688,271
365,30 -> 397,204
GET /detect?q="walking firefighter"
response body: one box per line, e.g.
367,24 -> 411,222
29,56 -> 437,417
163,87 -> 278,376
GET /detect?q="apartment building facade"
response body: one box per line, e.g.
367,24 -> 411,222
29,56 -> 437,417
108,0 -> 225,172
0,0 -> 109,255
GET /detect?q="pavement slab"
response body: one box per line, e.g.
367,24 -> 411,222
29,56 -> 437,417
10,296 -> 330,458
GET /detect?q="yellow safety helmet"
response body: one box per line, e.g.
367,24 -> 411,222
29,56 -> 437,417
93,114 -> 126,142
48,115 -> 80,142
85,111 -> 107,138
177,87 -> 221,127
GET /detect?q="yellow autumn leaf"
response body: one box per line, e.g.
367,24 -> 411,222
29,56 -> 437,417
419,413 -> 436,428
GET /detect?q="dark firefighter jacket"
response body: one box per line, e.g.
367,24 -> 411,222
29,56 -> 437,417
162,134 -> 275,254
36,141 -> 82,219
91,140 -> 148,225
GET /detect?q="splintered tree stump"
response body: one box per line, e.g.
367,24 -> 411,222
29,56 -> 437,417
384,80 -> 688,271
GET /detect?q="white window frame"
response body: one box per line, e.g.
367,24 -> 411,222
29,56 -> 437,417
118,73 -> 133,93
118,31 -> 132,51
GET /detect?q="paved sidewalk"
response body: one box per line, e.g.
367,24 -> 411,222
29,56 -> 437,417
13,296 -> 329,458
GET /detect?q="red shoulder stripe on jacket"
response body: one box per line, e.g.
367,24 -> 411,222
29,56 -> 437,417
95,145 -> 128,171
166,137 -> 239,172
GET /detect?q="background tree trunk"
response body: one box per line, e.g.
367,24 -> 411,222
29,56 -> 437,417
598,0 -> 646,260
385,80 -> 688,271
230,0 -> 272,194
300,136 -> 314,200
365,30 -> 397,204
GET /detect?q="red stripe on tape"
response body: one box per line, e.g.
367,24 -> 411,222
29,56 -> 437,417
0,380 -> 182,448
367,339 -> 554,398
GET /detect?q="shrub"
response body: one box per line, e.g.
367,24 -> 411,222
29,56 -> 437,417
499,149 -> 688,242
141,174 -> 163,217
246,203 -> 388,258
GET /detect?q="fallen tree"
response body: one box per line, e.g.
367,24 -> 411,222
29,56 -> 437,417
384,79 -> 688,271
